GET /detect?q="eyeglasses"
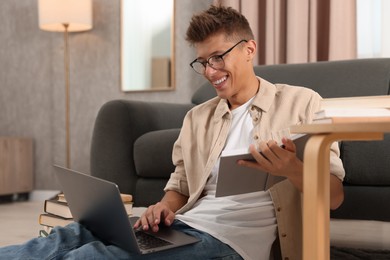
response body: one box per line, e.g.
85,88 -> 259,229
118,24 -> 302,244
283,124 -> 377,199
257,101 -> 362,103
190,39 -> 248,74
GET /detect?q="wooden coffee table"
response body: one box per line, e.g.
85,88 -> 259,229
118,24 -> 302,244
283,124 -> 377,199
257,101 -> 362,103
290,122 -> 390,260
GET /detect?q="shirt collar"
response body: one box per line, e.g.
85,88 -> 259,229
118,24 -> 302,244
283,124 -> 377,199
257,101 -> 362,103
214,98 -> 231,121
251,77 -> 277,113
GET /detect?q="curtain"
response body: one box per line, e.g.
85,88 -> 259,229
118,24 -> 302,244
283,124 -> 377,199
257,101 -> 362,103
215,0 -> 357,65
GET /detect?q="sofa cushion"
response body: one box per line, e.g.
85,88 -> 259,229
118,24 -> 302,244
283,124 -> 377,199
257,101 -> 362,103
134,129 -> 180,178
330,185 -> 390,221
340,134 -> 390,185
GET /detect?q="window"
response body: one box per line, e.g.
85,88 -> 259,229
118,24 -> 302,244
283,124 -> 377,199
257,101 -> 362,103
357,0 -> 390,58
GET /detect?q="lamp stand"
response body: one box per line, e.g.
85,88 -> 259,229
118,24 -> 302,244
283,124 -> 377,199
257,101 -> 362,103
63,23 -> 71,169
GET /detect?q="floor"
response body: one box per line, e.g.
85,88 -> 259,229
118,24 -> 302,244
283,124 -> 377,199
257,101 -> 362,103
0,191 -> 147,247
0,200 -> 42,247
1,192 -> 390,250
0,190 -> 58,247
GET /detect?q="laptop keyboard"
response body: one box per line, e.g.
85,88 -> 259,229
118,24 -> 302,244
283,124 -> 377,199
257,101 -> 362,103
135,231 -> 172,250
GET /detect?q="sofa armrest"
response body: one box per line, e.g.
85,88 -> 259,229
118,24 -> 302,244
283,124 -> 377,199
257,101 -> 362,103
90,99 -> 194,197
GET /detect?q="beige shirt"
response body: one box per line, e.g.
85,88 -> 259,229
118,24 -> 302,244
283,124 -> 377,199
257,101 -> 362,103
164,78 -> 345,260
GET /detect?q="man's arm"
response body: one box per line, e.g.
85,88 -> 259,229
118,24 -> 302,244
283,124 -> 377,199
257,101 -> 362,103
238,138 -> 344,210
160,190 -> 189,212
134,190 -> 188,232
329,175 -> 344,209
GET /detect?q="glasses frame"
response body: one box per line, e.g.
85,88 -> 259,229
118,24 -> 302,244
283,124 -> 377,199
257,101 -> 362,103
190,39 -> 248,74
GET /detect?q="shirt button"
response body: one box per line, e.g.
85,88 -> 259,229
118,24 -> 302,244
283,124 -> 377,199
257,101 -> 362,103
254,135 -> 259,140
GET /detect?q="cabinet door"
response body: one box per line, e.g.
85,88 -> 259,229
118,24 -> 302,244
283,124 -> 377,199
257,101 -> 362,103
0,138 -> 33,195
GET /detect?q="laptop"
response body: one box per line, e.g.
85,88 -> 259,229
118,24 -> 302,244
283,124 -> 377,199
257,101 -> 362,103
54,165 -> 199,254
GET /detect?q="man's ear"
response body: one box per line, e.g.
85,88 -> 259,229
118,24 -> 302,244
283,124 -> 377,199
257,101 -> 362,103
246,40 -> 257,60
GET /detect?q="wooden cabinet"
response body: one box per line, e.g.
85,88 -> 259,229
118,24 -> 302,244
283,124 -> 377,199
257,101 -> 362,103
0,137 -> 33,195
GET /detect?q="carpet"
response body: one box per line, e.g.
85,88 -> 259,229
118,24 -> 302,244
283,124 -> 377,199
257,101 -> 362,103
330,246 -> 390,260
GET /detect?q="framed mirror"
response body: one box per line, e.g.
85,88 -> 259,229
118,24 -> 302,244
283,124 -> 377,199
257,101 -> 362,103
121,0 -> 175,92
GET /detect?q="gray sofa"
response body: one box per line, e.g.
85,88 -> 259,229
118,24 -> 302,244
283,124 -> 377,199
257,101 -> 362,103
90,58 -> 390,223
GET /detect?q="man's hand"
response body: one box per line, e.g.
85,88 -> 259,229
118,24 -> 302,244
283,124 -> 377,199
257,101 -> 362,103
133,190 -> 188,232
238,137 -> 303,179
134,202 -> 175,232
237,137 -> 344,209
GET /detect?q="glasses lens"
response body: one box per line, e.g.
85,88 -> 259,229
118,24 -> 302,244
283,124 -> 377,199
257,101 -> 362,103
191,61 -> 206,74
208,56 -> 224,70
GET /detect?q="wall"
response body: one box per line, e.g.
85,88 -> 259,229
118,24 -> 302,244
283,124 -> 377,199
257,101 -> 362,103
0,0 -> 212,190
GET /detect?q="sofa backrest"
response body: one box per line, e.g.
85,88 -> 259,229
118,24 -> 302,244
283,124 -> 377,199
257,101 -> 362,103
191,58 -> 390,221
192,58 -> 390,104
192,59 -> 390,185
255,59 -> 390,189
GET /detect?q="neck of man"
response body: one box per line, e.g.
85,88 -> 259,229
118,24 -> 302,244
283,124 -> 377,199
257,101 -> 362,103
228,75 -> 260,110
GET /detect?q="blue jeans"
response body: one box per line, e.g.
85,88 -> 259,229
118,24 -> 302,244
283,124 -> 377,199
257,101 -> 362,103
0,220 -> 243,260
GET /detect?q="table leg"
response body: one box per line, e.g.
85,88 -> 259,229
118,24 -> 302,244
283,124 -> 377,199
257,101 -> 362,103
302,133 -> 383,260
303,134 -> 331,260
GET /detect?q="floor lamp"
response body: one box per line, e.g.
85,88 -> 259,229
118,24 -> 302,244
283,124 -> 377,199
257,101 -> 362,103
38,0 -> 93,169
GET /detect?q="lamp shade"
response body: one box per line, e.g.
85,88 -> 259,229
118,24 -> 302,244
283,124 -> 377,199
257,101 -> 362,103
38,0 -> 93,32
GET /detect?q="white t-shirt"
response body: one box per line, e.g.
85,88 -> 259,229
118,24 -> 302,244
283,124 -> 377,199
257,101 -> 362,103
176,97 -> 277,260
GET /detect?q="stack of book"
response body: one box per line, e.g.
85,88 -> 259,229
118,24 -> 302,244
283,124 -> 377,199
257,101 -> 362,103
38,192 -> 133,237
313,95 -> 390,124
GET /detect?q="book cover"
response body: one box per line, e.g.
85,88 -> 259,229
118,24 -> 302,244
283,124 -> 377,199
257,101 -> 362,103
313,116 -> 390,124
314,108 -> 390,119
320,95 -> 390,109
56,193 -> 66,203
45,195 -> 133,218
44,199 -> 73,219
120,194 -> 133,203
57,192 -> 133,203
38,225 -> 53,237
39,213 -> 74,227
39,229 -> 49,238
215,133 -> 309,197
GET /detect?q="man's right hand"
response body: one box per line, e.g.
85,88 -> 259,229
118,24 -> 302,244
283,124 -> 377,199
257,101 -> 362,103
133,202 -> 175,232
133,190 -> 188,232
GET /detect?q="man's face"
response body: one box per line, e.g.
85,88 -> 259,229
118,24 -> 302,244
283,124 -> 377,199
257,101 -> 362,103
194,33 -> 255,103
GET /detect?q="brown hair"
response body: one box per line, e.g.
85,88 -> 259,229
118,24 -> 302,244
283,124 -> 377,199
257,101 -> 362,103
186,5 -> 254,45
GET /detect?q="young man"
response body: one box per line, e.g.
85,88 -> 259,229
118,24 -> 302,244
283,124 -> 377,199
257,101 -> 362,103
134,5 -> 344,259
0,5 -> 344,260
